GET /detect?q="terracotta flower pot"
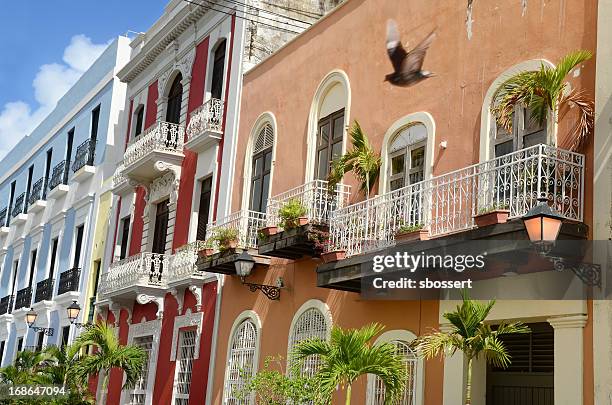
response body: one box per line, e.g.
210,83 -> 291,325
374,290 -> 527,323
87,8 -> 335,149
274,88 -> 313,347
260,226 -> 278,237
321,250 -> 346,263
298,217 -> 309,226
197,248 -> 214,258
222,239 -> 238,250
474,210 -> 510,227
395,229 -> 430,242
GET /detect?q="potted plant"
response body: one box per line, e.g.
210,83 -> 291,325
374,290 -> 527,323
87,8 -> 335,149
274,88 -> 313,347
308,228 -> 330,255
278,198 -> 308,230
395,223 -> 429,241
259,224 -> 278,237
197,239 -> 215,258
213,227 -> 239,252
474,203 -> 510,227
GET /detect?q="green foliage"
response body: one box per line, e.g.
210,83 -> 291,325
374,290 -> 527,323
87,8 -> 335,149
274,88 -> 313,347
396,223 -> 424,234
293,323 -> 407,405
211,227 -> 239,251
413,291 -> 530,404
328,121 -> 381,198
492,50 -> 594,152
478,203 -> 509,215
236,355 -> 321,404
278,199 -> 307,230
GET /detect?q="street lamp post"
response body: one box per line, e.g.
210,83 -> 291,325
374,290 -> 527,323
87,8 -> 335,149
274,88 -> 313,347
25,308 -> 54,336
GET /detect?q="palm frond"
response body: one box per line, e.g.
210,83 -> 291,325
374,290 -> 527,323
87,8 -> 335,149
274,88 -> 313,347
559,90 -> 595,151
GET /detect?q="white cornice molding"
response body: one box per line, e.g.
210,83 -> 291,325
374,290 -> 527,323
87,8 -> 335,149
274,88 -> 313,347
547,314 -> 588,329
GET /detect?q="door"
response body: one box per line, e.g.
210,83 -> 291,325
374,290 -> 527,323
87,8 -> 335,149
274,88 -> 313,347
152,200 -> 169,254
196,178 -> 212,241
314,109 -> 344,181
211,40 -> 226,100
166,74 -> 183,125
249,147 -> 273,213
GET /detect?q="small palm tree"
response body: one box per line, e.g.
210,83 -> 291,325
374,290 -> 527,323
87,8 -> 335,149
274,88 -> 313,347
414,292 -> 530,405
492,50 -> 594,152
0,349 -> 54,385
328,121 -> 381,199
294,323 -> 406,405
71,322 -> 147,404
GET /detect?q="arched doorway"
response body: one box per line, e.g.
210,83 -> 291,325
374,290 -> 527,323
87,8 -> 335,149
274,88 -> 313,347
166,73 -> 183,125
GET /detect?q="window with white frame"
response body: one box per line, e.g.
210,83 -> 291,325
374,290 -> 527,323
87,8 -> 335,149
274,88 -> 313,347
174,329 -> 197,405
287,308 -> 329,377
387,123 -> 427,192
249,123 -> 274,213
223,319 -> 258,404
368,340 -> 418,405
492,105 -> 547,158
128,335 -> 154,405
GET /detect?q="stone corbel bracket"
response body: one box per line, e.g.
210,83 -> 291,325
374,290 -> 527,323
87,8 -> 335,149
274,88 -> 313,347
136,294 -> 165,320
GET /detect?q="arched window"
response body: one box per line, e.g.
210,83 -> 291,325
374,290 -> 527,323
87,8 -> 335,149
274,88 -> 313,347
249,124 -> 274,213
166,74 -> 183,125
211,40 -> 227,100
223,319 -> 258,404
287,303 -> 331,377
369,340 -> 418,405
387,123 -> 427,192
491,105 -> 547,158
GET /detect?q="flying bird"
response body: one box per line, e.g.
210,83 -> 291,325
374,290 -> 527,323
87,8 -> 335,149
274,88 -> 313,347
385,20 -> 436,87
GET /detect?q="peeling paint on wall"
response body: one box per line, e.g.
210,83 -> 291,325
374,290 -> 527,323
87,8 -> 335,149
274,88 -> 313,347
466,0 -> 474,40
522,0 -> 528,16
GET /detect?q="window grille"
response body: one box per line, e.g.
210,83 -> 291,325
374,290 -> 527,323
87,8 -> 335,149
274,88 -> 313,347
174,329 -> 197,405
223,320 -> 258,404
369,340 -> 417,405
288,308 -> 329,378
128,335 -> 154,405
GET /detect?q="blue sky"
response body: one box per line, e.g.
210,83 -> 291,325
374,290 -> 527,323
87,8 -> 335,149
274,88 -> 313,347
0,0 -> 167,157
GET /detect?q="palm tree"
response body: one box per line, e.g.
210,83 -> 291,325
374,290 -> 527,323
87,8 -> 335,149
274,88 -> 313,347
328,121 -> 381,199
492,50 -> 594,152
293,323 -> 406,405
71,322 -> 147,405
414,291 -> 530,405
0,348 -> 54,385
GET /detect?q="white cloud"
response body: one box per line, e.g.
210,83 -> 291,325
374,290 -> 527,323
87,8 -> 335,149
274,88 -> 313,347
0,35 -> 111,159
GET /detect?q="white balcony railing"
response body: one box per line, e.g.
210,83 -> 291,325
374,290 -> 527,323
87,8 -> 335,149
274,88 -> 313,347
98,252 -> 172,297
168,240 -> 208,283
123,121 -> 184,168
266,180 -> 351,228
206,210 -> 267,252
186,98 -> 224,141
112,162 -> 128,190
330,144 -> 585,257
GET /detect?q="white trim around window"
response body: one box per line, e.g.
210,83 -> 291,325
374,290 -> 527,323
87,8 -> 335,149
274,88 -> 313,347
171,309 -> 204,361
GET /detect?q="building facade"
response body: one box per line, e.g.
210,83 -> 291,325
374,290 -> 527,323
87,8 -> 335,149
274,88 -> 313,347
202,0 -> 598,405
0,37 -> 130,365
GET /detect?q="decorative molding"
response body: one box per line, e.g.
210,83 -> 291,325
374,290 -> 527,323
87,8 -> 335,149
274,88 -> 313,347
171,309 -> 204,361
170,288 -> 184,314
136,294 -> 165,320
124,318 -> 162,405
547,314 -> 588,329
157,47 -> 196,96
109,301 -> 122,327
188,285 -> 203,311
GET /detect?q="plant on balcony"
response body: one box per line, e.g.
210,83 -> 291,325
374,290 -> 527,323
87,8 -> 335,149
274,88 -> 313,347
293,323 -> 407,405
492,50 -> 594,152
328,120 -> 381,198
212,227 -> 240,252
278,198 -> 308,230
259,224 -> 278,238
236,355 -> 321,404
197,239 -> 215,258
475,203 -> 510,227
72,322 -> 146,405
395,222 -> 429,242
308,228 -> 330,255
413,291 -> 530,405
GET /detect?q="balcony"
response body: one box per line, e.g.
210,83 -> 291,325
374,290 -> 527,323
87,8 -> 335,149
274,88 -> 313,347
11,192 -> 27,225
57,268 -> 81,296
328,144 -> 585,258
71,138 -> 96,182
34,278 -> 54,303
28,178 -> 47,214
185,98 -> 223,153
111,162 -> 132,194
258,180 -> 350,259
197,210 -> 269,275
121,121 -> 185,184
0,295 -> 13,316
98,252 -> 172,300
47,160 -> 69,199
0,208 -> 7,233
168,241 -> 215,287
14,287 -> 32,310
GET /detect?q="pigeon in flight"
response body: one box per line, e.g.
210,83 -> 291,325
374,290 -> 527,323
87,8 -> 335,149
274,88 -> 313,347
385,20 -> 436,87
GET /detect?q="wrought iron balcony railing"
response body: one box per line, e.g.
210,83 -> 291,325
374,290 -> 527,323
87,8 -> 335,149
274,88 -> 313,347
0,208 -> 7,227
169,241 -> 208,283
98,252 -> 172,297
11,193 -> 25,218
14,287 -> 32,310
0,295 -> 14,315
206,210 -> 268,253
266,180 -> 351,229
71,138 -> 96,172
186,98 -> 224,141
48,160 -> 68,191
28,178 -> 45,206
123,121 -> 184,168
329,144 -> 585,257
57,268 -> 81,295
34,278 -> 54,303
